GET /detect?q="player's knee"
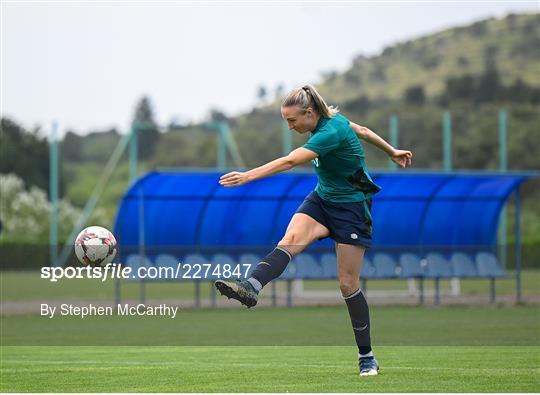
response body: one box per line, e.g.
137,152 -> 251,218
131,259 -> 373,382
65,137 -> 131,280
339,276 -> 360,296
280,231 -> 307,247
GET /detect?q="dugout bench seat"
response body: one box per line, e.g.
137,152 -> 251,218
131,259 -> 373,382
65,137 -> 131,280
123,250 -> 506,306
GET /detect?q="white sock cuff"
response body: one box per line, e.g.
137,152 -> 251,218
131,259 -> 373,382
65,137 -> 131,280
343,288 -> 362,300
247,277 -> 263,292
359,351 -> 374,358
275,246 -> 292,260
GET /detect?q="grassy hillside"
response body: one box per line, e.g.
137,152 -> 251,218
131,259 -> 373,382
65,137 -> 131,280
318,13 -> 539,103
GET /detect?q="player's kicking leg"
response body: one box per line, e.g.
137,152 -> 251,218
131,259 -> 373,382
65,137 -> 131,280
215,213 -> 329,307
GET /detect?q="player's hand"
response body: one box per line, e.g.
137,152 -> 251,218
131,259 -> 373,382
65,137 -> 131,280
390,149 -> 412,168
219,171 -> 251,187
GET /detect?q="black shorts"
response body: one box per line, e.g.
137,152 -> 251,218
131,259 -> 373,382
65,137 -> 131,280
295,191 -> 373,248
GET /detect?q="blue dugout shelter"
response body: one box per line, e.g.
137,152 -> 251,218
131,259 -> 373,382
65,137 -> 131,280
115,170 -> 529,252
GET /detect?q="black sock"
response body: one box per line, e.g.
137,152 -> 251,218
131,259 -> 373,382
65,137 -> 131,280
344,288 -> 372,356
250,247 -> 292,288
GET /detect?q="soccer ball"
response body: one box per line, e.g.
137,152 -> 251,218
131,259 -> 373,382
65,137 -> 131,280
74,226 -> 117,266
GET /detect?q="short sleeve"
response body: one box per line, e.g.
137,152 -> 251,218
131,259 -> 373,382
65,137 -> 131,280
303,129 -> 341,157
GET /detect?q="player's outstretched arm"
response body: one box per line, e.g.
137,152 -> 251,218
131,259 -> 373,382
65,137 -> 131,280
219,147 -> 318,187
349,121 -> 412,168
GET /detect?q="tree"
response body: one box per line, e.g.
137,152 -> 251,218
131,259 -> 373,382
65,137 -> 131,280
274,83 -> 285,100
208,108 -> 228,123
470,20 -> 487,36
457,56 -> 469,68
61,130 -> 83,161
443,75 -> 475,102
506,79 -> 540,104
483,44 -> 499,70
475,66 -> 501,103
342,96 -> 371,115
0,118 -> 51,195
404,86 -> 426,105
0,173 -> 108,243
256,85 -> 267,105
132,96 -> 160,160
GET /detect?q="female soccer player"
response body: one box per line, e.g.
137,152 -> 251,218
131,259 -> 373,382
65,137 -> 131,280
215,85 -> 412,376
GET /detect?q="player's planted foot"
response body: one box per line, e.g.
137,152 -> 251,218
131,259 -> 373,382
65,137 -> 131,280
359,356 -> 379,376
215,279 -> 258,308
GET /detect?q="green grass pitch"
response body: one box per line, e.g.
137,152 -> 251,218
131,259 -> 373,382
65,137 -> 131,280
0,345 -> 538,392
1,305 -> 539,392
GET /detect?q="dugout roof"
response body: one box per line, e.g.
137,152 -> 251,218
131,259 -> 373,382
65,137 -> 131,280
114,170 -> 532,251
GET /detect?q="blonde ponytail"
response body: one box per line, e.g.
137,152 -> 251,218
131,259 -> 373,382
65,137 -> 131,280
282,84 -> 338,118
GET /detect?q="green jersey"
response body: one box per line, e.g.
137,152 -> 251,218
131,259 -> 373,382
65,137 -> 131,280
303,113 -> 380,203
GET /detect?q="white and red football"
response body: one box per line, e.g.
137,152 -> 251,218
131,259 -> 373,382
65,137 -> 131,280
74,226 -> 117,266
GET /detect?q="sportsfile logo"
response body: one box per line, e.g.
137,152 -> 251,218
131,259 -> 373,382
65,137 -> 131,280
41,264 -> 131,282
41,262 -> 252,282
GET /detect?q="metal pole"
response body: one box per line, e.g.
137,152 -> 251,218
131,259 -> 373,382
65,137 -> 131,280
129,123 -> 138,183
499,110 -> 508,171
499,110 -> 508,268
443,112 -> 460,293
115,276 -> 121,305
138,186 -> 146,304
195,281 -> 201,308
49,121 -> 59,266
443,111 -> 452,171
217,125 -> 226,170
282,121 -> 293,156
515,187 -> 522,303
389,114 -> 399,170
221,122 -> 245,167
